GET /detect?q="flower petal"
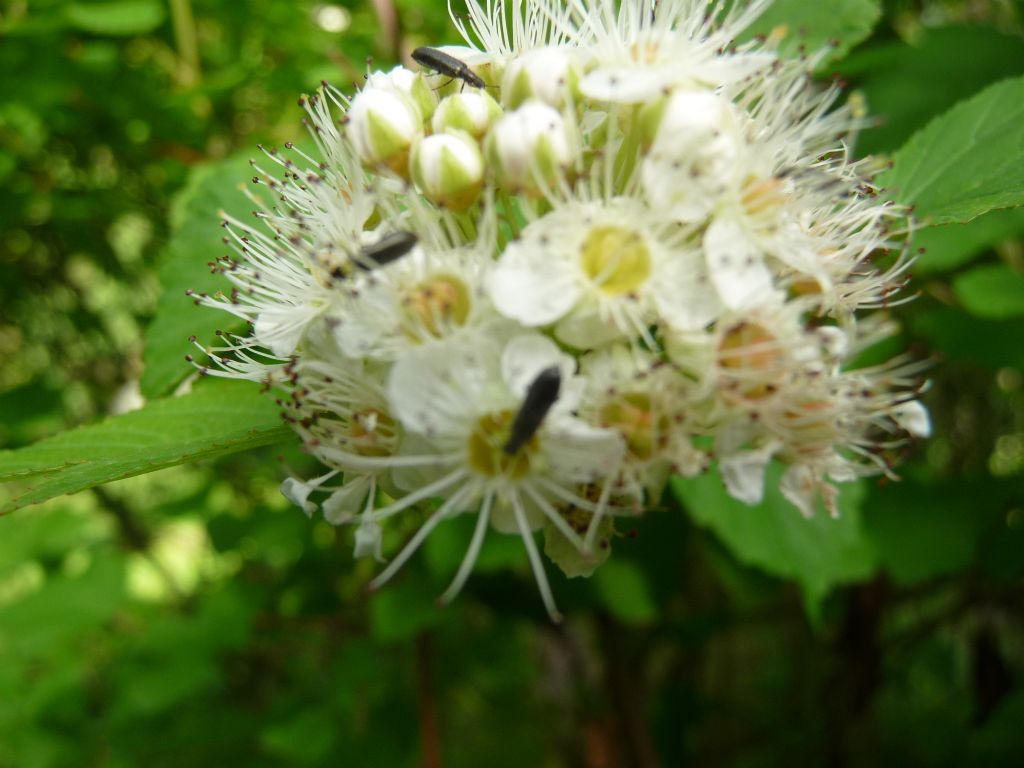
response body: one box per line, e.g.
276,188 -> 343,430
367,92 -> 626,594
704,217 -> 780,310
280,477 -> 319,517
780,464 -> 819,518
322,475 -> 372,525
488,243 -> 579,326
718,440 -> 780,505
653,250 -> 722,331
501,333 -> 572,399
893,400 -> 931,438
545,424 -> 624,484
354,517 -> 385,561
388,341 -> 490,436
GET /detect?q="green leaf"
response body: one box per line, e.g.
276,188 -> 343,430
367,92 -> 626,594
744,0 -> 881,63
0,553 -> 126,657
882,76 -> 1024,225
840,26 -> 1024,156
909,307 -> 1024,370
260,711 -> 337,765
861,480 -> 994,585
672,465 -> 876,608
591,559 -> 657,625
0,381 -> 292,515
65,1 -> 165,36
141,153 -> 258,399
952,264 -> 1024,319
422,515 -> 526,577
369,579 -> 443,641
913,207 -> 1024,275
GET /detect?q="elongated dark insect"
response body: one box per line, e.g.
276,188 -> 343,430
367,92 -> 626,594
504,366 -> 561,455
411,46 -> 485,90
354,230 -> 418,271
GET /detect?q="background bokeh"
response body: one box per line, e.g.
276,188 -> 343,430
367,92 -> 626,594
2,1 -> 1023,765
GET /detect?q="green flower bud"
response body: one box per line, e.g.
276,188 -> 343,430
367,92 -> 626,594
347,87 -> 421,176
486,100 -> 573,194
411,131 -> 484,211
501,47 -> 582,109
367,65 -> 438,122
432,91 -> 503,139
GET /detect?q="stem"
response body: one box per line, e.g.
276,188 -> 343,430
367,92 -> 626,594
416,631 -> 443,768
168,0 -> 201,86
596,612 -> 660,768
613,104 -> 643,193
371,0 -> 402,62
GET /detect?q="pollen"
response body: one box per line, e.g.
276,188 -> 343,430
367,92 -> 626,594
579,226 -> 652,296
717,321 -> 785,401
599,391 -> 670,461
629,40 -> 661,65
778,400 -> 840,455
740,175 -> 788,221
349,408 -> 397,457
402,274 -> 471,338
467,410 -> 537,479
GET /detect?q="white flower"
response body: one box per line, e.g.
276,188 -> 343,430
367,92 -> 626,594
363,333 -> 624,619
703,216 -> 782,311
450,0 -> 580,56
573,0 -> 775,104
194,213 -> 331,361
198,0 -> 930,617
640,90 -> 746,223
580,345 -> 708,513
328,213 -> 498,361
488,197 -> 715,347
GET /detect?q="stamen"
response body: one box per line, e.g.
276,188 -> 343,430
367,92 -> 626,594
369,486 -> 474,591
512,493 -> 562,622
438,492 -> 494,605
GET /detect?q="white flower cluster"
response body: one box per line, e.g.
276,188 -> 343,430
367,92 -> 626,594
194,0 -> 930,619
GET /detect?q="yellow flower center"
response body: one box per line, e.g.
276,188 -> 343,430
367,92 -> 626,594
402,274 -> 470,339
717,321 -> 784,400
349,408 -> 396,457
466,410 -> 538,479
579,226 -> 651,296
740,175 -> 788,228
781,400 -> 838,455
629,40 -> 661,65
599,392 -> 670,461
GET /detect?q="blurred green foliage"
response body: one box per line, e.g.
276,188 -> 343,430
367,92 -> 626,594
2,0 -> 1024,766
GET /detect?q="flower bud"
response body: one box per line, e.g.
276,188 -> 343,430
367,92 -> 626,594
640,91 -> 744,222
432,91 -> 503,139
486,100 -> 573,194
347,87 -> 421,175
367,65 -> 437,122
501,47 -> 581,109
411,131 -> 484,211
